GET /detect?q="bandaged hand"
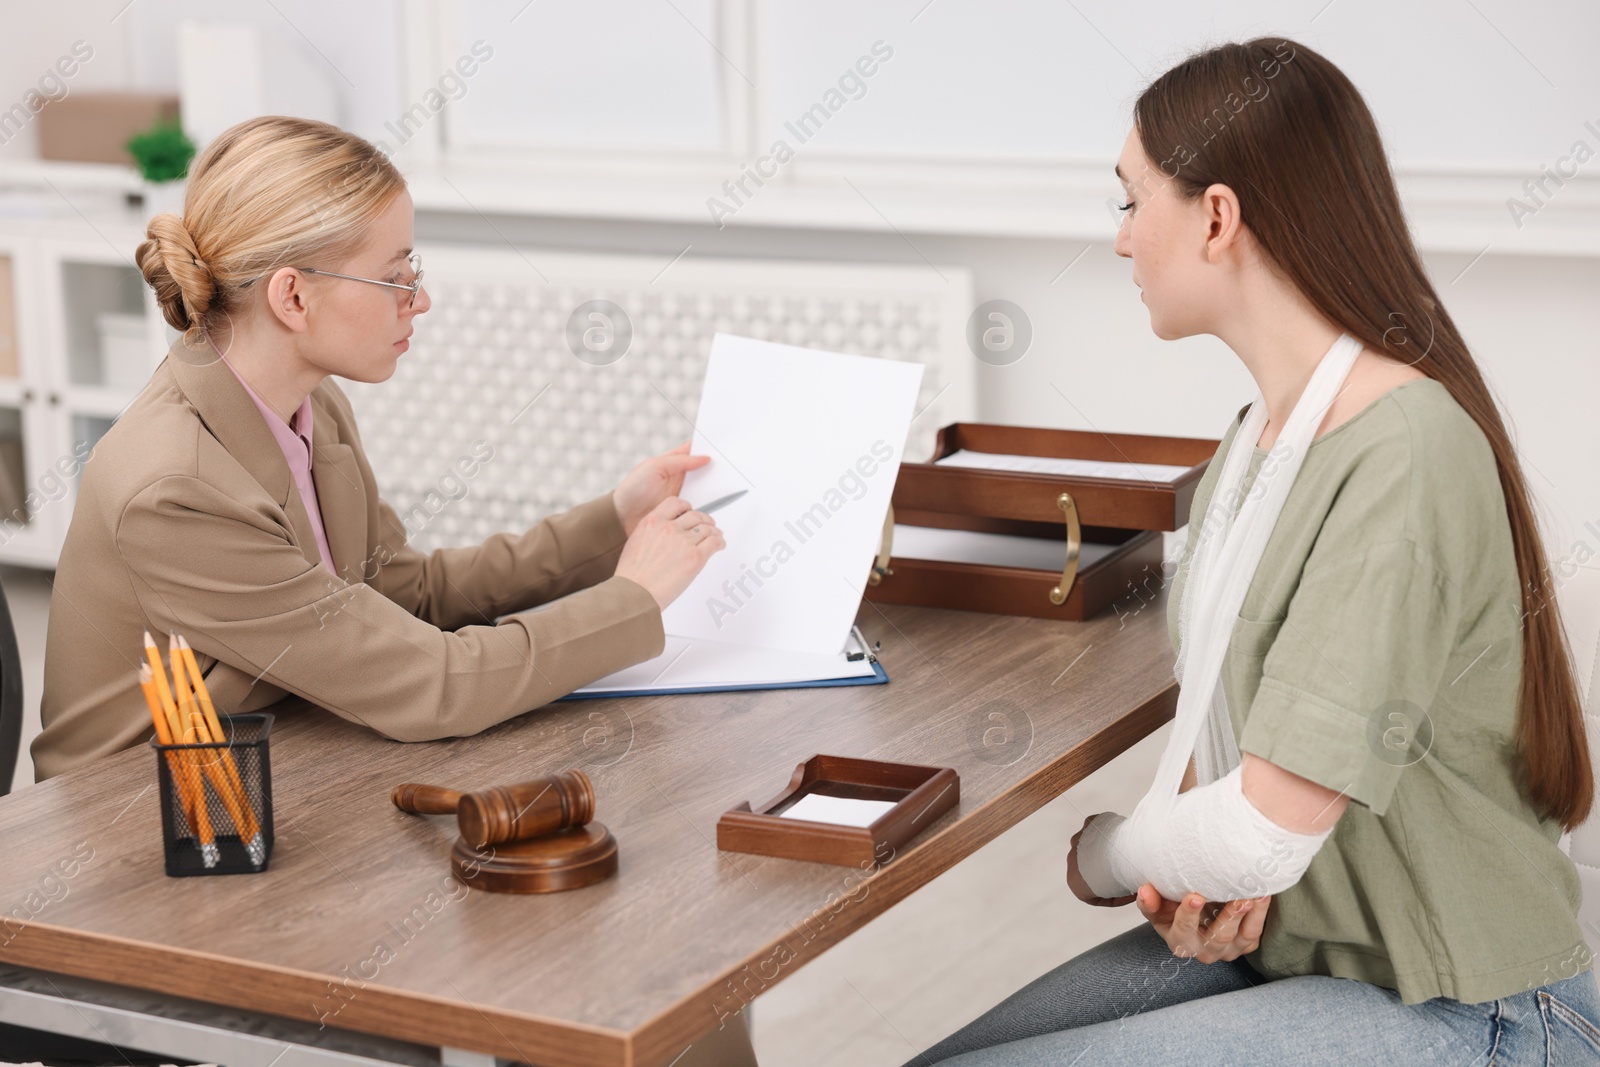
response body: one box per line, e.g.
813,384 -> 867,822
1073,760 -> 1337,902
1067,821 -> 1137,907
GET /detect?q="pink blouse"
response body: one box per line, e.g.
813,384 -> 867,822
221,355 -> 336,575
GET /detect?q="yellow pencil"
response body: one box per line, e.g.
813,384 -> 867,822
142,631 -> 179,732
169,639 -> 201,743
178,634 -> 254,809
138,663 -> 174,747
178,635 -> 227,749
191,720 -> 253,841
139,663 -> 196,827
186,752 -> 218,867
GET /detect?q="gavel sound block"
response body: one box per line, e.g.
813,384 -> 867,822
391,770 -> 617,893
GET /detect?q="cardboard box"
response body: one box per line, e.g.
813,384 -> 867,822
37,92 -> 180,166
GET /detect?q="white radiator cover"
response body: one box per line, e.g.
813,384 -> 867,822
340,246 -> 976,553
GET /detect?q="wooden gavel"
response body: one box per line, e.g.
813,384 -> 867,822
392,769 -> 596,850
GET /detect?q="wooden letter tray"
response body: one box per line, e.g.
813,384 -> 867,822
717,754 -> 959,867
864,421 -> 1219,620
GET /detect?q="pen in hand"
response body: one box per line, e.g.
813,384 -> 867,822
695,489 -> 748,515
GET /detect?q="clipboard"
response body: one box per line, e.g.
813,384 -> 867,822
561,627 -> 887,700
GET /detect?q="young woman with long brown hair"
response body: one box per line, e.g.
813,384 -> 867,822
911,37 -> 1597,1066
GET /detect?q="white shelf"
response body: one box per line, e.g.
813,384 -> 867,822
403,155 -> 1600,258
13,142 -> 1587,260
0,160 -> 146,196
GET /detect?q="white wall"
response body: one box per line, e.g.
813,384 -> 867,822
431,0 -> 1600,168
11,2 -> 1596,171
748,0 -> 1597,168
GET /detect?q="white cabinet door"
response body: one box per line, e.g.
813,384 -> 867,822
0,233 -> 74,568
33,231 -> 158,568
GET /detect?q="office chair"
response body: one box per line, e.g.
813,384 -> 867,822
0,576 -> 22,796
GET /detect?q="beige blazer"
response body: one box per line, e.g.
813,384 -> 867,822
32,338 -> 664,780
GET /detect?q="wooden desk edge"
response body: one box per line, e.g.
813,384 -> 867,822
0,921 -> 627,1065
1,682 -> 1178,1067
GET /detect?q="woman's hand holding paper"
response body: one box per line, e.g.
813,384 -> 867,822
613,441 -> 711,536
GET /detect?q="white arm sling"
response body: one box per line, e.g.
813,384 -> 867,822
1075,333 -> 1362,902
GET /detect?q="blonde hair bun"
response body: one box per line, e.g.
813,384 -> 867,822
136,212 -> 213,337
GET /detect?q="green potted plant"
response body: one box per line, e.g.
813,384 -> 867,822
126,116 -> 196,216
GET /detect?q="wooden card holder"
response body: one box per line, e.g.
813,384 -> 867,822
864,421 -> 1220,620
717,754 -> 959,867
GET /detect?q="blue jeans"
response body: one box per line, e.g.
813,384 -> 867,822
905,922 -> 1600,1065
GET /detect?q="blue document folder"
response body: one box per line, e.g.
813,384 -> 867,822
561,628 -> 886,700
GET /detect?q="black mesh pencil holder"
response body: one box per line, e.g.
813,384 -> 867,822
151,712 -> 275,876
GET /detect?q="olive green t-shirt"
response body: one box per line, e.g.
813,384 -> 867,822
1168,377 -> 1588,1005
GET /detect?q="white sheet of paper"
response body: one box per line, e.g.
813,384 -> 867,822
778,794 -> 897,828
661,334 -> 924,655
572,632 -> 876,694
937,449 -> 1192,483
890,524 -> 1120,571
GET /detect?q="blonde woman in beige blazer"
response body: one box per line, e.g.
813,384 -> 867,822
32,116 -> 727,782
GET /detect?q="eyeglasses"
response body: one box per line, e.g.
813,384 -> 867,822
295,252 -> 424,308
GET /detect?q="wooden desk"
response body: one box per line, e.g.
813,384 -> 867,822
0,595 -> 1177,1067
